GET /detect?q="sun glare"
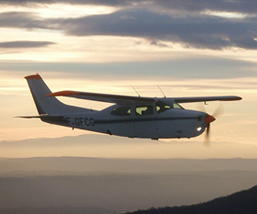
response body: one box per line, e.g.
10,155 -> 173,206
37,4 -> 118,18
202,10 -> 246,19
0,4 -> 117,18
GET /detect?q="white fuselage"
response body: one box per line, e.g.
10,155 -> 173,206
56,104 -> 207,140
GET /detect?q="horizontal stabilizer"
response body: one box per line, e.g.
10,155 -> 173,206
16,114 -> 48,119
16,115 -> 69,126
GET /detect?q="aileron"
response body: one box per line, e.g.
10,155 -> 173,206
174,96 -> 242,103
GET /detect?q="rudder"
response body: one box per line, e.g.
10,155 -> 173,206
25,74 -> 87,115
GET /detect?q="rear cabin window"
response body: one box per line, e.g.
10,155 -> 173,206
111,106 -> 131,116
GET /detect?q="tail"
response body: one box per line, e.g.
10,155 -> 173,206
25,74 -> 87,115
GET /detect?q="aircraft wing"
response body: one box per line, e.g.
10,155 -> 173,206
46,90 -> 155,104
173,96 -> 242,103
46,90 -> 241,104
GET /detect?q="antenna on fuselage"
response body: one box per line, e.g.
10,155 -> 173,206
157,85 -> 166,98
131,85 -> 140,97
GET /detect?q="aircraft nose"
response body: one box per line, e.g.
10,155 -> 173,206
205,114 -> 216,123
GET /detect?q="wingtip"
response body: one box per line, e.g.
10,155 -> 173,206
228,96 -> 242,101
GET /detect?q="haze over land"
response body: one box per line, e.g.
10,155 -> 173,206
1,157 -> 257,214
0,134 -> 257,159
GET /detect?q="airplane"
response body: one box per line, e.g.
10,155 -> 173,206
21,74 -> 242,141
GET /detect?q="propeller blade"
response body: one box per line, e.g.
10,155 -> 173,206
204,123 -> 211,146
196,102 -> 206,113
197,102 -> 224,118
212,103 -> 224,117
197,102 -> 223,145
204,114 -> 215,146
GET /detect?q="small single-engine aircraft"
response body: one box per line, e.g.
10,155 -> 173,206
21,74 -> 241,141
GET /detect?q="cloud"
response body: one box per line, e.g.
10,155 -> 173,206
0,41 -> 56,48
1,0 -> 257,15
1,2 -> 257,50
0,57 -> 256,80
0,12 -> 54,29
151,0 -> 257,15
0,0 -> 132,7
60,10 -> 257,50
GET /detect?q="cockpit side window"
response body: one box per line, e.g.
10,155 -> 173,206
156,101 -> 171,113
111,106 -> 131,116
156,100 -> 183,113
136,105 -> 154,116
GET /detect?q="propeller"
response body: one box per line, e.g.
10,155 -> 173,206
204,114 -> 215,145
197,103 -> 224,145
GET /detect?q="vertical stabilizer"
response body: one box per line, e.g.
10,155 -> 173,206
25,74 -> 86,115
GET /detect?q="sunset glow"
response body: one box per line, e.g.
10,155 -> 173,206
0,0 -> 256,158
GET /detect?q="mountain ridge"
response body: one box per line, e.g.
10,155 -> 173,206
125,185 -> 257,214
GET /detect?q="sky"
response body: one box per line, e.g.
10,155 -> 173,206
0,0 -> 257,158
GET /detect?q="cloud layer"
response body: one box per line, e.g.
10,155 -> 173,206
0,0 -> 257,50
1,0 -> 257,14
0,40 -> 55,48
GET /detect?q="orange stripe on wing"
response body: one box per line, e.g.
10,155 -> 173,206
46,90 -> 80,97
25,74 -> 42,80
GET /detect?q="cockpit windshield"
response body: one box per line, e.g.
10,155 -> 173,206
156,100 -> 183,113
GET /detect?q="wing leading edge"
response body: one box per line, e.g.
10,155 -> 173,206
46,90 -> 155,104
46,90 -> 242,104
